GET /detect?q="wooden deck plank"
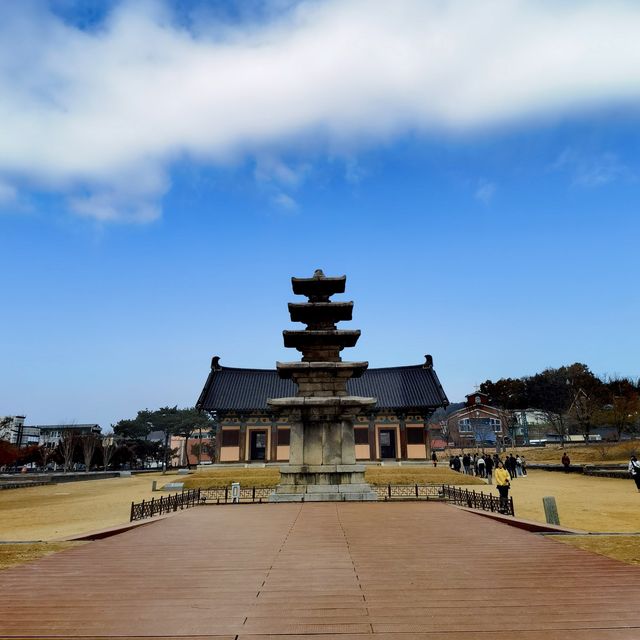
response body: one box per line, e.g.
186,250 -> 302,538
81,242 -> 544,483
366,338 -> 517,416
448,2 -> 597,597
0,502 -> 639,638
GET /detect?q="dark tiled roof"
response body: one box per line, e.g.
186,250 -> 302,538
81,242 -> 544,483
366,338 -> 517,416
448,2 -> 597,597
34,424 -> 100,431
197,364 -> 448,412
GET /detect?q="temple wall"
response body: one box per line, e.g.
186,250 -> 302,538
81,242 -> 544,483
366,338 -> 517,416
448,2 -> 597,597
276,445 -> 290,460
220,446 -> 240,462
215,412 -> 433,462
407,444 -> 427,459
355,444 -> 370,459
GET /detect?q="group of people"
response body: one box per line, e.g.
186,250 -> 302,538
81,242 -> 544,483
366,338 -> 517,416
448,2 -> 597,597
448,452 -> 527,481
447,452 -> 527,513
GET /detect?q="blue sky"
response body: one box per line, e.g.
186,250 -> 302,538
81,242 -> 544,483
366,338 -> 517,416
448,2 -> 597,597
1,1 -> 640,429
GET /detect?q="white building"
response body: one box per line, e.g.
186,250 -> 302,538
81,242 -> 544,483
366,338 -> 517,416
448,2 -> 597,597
0,416 -> 40,447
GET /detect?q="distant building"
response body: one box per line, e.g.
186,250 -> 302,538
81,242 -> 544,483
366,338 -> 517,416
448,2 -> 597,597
446,392 -> 508,447
37,424 -> 102,447
1,418 -> 101,448
0,416 -> 39,447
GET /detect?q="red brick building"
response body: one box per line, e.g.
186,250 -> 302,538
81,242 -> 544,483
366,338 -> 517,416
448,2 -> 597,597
446,391 -> 508,447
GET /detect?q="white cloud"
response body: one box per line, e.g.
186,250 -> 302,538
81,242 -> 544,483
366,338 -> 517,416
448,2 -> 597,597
552,149 -> 632,187
475,180 -> 496,204
254,156 -> 309,188
272,192 -> 299,212
0,180 -> 17,206
1,1 -> 640,221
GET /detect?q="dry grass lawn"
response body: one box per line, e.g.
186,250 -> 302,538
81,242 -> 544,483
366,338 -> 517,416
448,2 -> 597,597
508,469 -> 640,532
0,472 -> 178,541
0,542 -> 84,571
179,466 -> 485,489
553,535 -> 640,566
449,441 -> 639,464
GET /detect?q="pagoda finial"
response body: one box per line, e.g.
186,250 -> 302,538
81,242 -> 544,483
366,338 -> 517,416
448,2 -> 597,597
313,269 -> 325,279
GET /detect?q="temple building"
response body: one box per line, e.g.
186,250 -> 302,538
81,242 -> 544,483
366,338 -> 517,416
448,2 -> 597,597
196,355 -> 449,464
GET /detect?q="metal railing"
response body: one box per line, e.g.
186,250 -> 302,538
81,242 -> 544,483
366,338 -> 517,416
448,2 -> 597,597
375,484 -> 443,500
441,484 -> 515,516
130,489 -> 201,522
129,484 -> 514,519
200,486 -> 272,504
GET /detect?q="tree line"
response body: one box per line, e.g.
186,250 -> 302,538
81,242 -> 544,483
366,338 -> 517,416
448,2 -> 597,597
480,363 -> 640,444
0,407 -> 214,472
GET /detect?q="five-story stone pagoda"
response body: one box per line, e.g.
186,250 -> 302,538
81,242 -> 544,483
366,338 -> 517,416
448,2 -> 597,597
268,270 -> 377,502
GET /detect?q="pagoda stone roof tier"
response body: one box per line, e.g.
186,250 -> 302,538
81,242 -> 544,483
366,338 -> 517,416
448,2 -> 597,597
267,396 -> 377,409
288,302 -> 353,326
276,361 -> 368,379
291,272 -> 346,302
283,329 -> 360,350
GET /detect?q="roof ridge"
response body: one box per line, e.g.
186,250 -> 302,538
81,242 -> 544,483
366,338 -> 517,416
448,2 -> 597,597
219,364 -> 425,373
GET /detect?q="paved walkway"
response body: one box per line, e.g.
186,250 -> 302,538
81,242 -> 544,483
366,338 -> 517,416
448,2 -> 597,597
1,502 -> 640,639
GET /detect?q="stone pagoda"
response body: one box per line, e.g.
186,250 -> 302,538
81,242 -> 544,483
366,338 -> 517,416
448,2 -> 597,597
268,270 -> 377,501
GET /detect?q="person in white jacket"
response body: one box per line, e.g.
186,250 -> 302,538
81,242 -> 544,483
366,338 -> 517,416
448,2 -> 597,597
629,456 -> 640,492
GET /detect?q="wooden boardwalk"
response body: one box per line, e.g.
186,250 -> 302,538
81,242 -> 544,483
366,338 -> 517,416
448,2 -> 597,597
1,502 -> 639,639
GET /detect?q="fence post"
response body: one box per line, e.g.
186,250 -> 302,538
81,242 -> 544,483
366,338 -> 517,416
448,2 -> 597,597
225,486 -> 228,503
415,484 -> 419,498
510,496 -> 515,517
252,486 -> 256,502
130,501 -> 135,522
388,484 -> 391,498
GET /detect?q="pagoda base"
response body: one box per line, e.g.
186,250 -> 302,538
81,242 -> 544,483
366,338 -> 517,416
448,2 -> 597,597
269,464 -> 378,502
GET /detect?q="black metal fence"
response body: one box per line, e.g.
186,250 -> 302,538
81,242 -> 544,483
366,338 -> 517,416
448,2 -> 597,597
130,484 -> 513,520
130,489 -> 201,522
441,484 -> 515,516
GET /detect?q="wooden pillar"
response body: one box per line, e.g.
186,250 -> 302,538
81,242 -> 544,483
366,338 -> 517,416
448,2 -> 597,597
213,412 -> 224,464
269,414 -> 278,462
423,415 -> 431,459
238,415 -> 247,462
368,412 -> 377,461
398,413 -> 407,461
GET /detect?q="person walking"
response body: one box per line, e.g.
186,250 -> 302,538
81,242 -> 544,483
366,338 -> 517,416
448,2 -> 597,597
521,455 -> 527,476
431,451 -> 438,467
629,456 -> 640,492
462,453 -> 471,475
561,453 -> 571,472
485,455 -> 494,484
452,455 -> 462,473
495,460 -> 511,513
515,455 -> 523,478
477,455 -> 486,478
508,454 -> 517,479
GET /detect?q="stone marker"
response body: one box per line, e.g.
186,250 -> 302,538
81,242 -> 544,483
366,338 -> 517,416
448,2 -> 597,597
164,482 -> 184,491
177,469 -> 191,475
543,496 -> 560,525
268,270 -> 377,502
151,480 -> 157,491
119,471 -> 132,477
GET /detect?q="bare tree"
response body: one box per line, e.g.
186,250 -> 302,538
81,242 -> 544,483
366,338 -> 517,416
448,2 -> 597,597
102,435 -> 118,471
81,434 -> 100,472
542,410 -> 570,448
59,430 -> 77,472
38,444 -> 57,470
